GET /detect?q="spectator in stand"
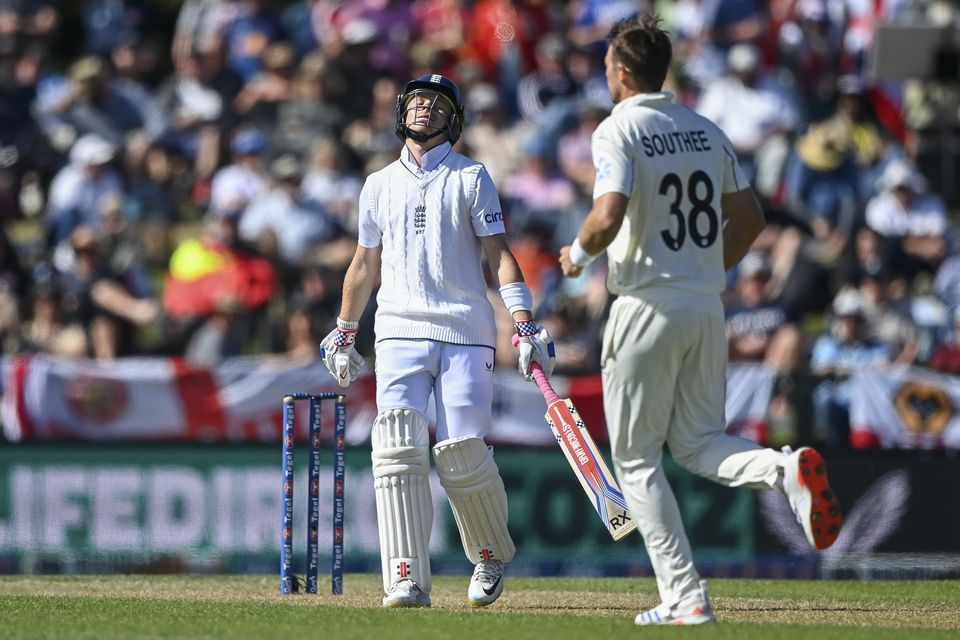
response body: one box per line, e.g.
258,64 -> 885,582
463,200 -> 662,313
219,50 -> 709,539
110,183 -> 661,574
0,40 -> 44,220
172,0 -> 233,65
55,224 -> 159,360
566,0 -> 640,53
837,225 -> 889,287
194,34 -> 244,132
460,82 -> 530,189
300,136 -> 362,232
411,0 -> 466,74
274,53 -> 347,155
461,0 -> 554,118
125,140 -> 184,224
501,148 -> 577,241
108,28 -> 165,89
0,1 -> 59,43
33,54 -> 167,152
536,293 -> 600,374
705,0 -> 766,54
19,262 -> 72,355
338,0 -> 418,80
775,0 -> 844,114
864,158 -> 949,281
674,0 -> 766,90
221,0 -> 285,82
566,45 -> 611,108
153,49 -> 224,179
278,262 -> 341,351
84,193 -> 155,302
516,34 -> 582,158
665,0 -> 724,90
240,153 -> 342,267
342,76 -> 403,163
233,40 -> 297,131
165,204 -> 276,358
725,251 -> 802,374
321,19 -> 379,121
183,293 -> 246,365
784,75 -> 875,235
209,127 -> 269,218
933,239 -> 960,317
810,288 -> 892,448
81,0 -> 153,58
929,308 -> 960,375
45,133 -> 123,246
0,224 -> 27,353
857,270 -> 918,365
282,292 -> 324,361
557,103 -> 606,198
280,0 -> 319,57
510,219 -> 562,314
696,43 -> 799,198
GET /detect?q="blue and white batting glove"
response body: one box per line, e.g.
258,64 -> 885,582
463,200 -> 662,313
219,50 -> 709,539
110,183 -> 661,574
320,319 -> 364,388
515,320 -> 557,381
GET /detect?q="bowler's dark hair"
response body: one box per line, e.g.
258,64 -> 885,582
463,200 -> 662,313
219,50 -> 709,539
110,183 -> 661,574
606,14 -> 672,92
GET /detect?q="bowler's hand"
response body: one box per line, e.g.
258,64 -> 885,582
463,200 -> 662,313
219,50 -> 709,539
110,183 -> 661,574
559,245 -> 583,278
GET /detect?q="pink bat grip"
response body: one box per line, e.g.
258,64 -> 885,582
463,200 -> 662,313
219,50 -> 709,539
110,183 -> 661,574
512,333 -> 560,404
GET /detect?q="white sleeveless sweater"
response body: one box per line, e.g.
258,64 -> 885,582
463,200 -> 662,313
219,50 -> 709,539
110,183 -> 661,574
358,146 -> 504,348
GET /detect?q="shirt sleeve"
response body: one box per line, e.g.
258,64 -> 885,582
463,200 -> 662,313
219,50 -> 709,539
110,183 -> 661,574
591,122 -> 633,199
471,166 -> 506,237
356,180 -> 382,248
717,128 -> 750,194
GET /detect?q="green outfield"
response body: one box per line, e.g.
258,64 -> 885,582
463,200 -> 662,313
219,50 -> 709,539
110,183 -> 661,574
1,575 -> 958,639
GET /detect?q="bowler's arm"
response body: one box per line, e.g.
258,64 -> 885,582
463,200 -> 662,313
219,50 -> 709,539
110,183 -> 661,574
559,192 -> 628,277
338,244 -> 382,323
721,187 -> 766,271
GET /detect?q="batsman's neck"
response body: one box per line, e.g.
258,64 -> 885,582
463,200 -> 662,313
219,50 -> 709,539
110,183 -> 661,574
405,136 -> 448,167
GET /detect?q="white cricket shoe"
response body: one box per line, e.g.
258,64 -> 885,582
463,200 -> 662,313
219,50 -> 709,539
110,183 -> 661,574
468,559 -> 505,607
634,581 -> 716,625
382,579 -> 431,608
782,446 -> 842,550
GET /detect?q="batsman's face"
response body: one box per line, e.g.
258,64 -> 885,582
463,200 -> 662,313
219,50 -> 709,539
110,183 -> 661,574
404,91 -> 451,133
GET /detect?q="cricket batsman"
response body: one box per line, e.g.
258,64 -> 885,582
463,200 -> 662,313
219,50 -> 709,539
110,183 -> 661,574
321,73 -> 556,608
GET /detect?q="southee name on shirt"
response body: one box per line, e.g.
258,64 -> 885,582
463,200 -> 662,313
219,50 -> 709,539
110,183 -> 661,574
640,130 -> 713,157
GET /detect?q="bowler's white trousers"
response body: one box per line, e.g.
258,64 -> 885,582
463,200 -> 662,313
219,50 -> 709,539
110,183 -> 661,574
602,291 -> 785,607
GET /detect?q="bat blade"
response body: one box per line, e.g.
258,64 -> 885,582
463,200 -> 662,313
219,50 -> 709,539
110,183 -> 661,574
544,397 -> 637,541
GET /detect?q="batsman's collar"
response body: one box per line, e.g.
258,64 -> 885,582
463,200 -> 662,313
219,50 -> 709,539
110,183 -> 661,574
612,91 -> 676,114
401,141 -> 452,173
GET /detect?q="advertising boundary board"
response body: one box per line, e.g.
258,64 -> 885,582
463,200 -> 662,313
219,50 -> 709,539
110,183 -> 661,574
0,445 -> 957,579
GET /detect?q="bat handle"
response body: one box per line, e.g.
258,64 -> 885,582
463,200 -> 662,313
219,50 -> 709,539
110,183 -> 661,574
512,333 -> 561,404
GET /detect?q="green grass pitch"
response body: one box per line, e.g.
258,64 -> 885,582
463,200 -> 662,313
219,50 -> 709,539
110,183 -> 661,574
1,575 -> 958,639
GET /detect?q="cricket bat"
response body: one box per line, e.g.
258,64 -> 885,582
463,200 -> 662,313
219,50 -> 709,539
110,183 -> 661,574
514,336 -> 637,541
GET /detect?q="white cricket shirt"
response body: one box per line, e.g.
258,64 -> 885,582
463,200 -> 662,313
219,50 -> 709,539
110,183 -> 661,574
357,142 -> 506,347
592,91 -> 749,297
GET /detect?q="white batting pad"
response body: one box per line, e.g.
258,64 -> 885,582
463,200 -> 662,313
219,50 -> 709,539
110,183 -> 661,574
432,437 -> 515,564
371,408 -> 434,593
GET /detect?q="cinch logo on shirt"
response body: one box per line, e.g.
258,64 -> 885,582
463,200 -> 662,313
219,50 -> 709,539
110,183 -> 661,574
484,211 -> 503,224
641,130 -> 712,157
414,203 -> 426,234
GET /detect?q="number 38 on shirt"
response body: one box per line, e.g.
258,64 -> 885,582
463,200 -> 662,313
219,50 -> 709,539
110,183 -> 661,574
658,170 -> 719,251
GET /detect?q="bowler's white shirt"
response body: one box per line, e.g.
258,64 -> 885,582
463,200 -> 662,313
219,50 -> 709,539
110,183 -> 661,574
357,142 -> 506,347
592,91 -> 748,297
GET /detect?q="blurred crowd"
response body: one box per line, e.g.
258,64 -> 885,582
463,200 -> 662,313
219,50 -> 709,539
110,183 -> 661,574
0,0 -> 958,448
